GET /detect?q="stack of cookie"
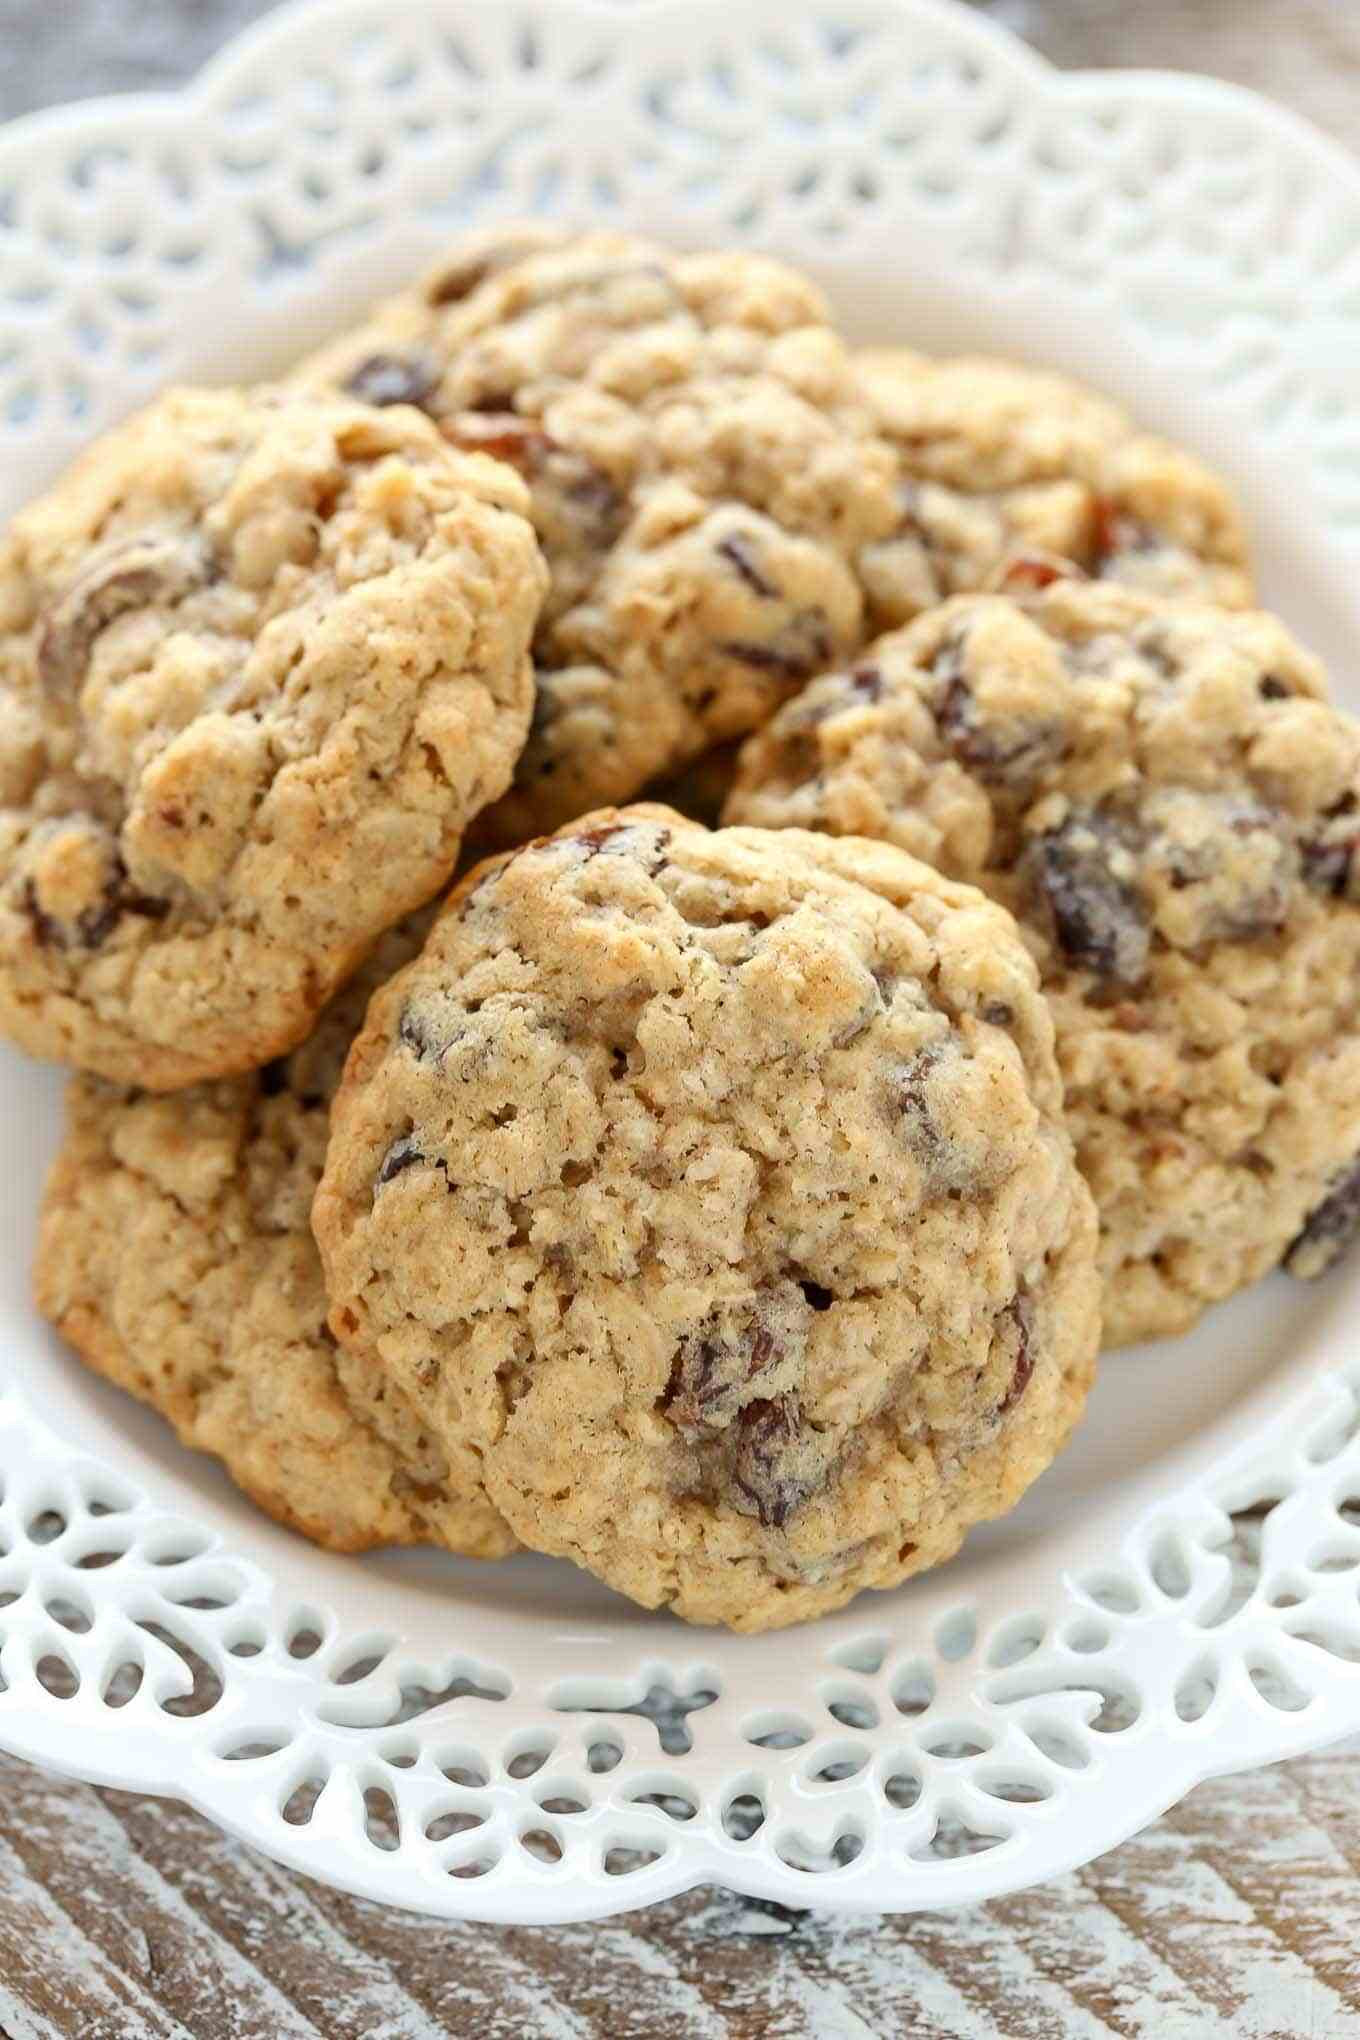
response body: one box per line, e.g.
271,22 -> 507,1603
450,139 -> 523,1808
9,229 -> 1358,1631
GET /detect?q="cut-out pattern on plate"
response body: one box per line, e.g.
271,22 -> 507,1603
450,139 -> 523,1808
3,1341 -> 1360,1921
1,0 -> 1360,1922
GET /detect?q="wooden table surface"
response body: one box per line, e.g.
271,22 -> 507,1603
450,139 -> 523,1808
4,3 -> 1360,2035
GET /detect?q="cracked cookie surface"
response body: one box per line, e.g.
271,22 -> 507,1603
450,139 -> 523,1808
854,350 -> 1252,630
34,916 -> 516,1558
313,806 -> 1098,1630
297,227 -> 899,844
726,582 -> 1360,1343
0,385 -> 545,1087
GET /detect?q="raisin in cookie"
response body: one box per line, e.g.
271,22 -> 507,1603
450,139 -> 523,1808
0,385 -> 545,1088
726,582 -> 1360,1344
313,807 -> 1098,1631
35,917 -> 516,1558
297,228 -> 899,844
855,350 -> 1252,631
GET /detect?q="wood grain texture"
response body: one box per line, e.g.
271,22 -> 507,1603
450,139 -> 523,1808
997,0 -> 1360,145
4,3 -> 1360,2035
4,1745 -> 1360,2039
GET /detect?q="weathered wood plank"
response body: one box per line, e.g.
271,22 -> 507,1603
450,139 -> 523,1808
1008,0 -> 1360,147
497,1911 -> 735,2040
92,1788 -> 454,2040
6,1749 -> 1360,2040
0,1765 -> 324,2040
1162,1757 -> 1360,2028
0,1816 -> 194,2040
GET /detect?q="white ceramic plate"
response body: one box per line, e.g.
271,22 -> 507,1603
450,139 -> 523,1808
2,0 -> 1360,1925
